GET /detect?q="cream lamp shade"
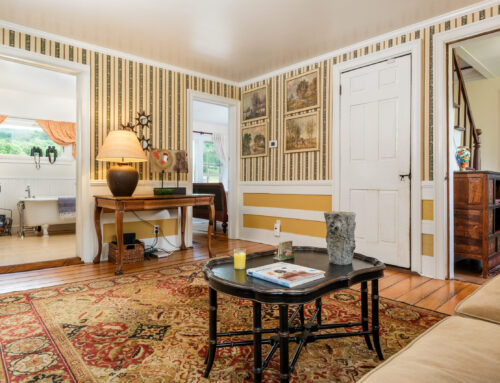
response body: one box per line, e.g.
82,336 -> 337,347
96,130 -> 147,163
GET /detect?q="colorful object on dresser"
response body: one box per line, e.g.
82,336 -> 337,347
151,149 -> 189,195
455,146 -> 471,171
0,261 -> 445,382
233,248 -> 246,269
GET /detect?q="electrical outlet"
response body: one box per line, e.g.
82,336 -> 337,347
153,225 -> 159,235
274,220 -> 280,237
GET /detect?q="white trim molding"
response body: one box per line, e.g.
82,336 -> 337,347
433,14 -> 500,280
0,44 -> 92,263
187,90 -> 241,239
332,40 -> 423,274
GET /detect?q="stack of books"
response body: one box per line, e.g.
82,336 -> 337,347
246,262 -> 325,288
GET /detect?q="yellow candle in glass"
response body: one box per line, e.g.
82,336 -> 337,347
233,248 -> 246,270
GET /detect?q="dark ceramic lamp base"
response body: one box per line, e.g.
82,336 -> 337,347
107,164 -> 139,197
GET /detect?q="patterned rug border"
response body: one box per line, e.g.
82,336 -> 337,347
1,257 -> 450,318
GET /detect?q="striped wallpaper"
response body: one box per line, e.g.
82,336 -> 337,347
241,5 -> 500,182
0,28 -> 240,181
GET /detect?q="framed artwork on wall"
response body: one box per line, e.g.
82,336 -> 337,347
285,69 -> 320,114
241,122 -> 268,158
284,111 -> 319,153
241,85 -> 268,123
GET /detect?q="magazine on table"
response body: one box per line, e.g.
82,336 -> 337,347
246,262 -> 325,288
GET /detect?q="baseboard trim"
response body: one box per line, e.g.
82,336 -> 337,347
0,257 -> 83,274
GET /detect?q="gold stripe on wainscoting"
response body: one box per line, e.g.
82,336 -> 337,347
243,193 -> 332,211
103,219 -> 178,243
422,200 -> 434,220
243,214 -> 326,238
422,234 -> 434,256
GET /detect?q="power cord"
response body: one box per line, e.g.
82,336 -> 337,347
131,211 -> 179,256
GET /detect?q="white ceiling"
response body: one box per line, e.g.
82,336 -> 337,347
0,0 -> 480,82
457,31 -> 500,79
193,100 -> 228,125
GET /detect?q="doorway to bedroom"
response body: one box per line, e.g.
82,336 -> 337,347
0,57 -> 81,273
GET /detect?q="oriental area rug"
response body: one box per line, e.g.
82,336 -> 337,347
0,262 -> 445,382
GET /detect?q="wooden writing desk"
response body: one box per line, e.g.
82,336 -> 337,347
93,194 -> 215,275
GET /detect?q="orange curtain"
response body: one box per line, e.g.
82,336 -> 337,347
36,120 -> 76,158
0,115 -> 7,125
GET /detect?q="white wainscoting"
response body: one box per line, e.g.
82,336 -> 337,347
238,181 -> 333,248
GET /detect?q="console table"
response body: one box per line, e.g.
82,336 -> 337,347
93,194 -> 215,275
202,247 -> 385,382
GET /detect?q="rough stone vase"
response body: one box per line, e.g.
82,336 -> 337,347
324,212 -> 356,265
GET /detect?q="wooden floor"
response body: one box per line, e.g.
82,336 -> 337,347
0,232 -> 480,315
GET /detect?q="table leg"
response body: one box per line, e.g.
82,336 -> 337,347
299,305 -> 305,327
253,301 -> 262,383
115,204 -> 124,275
361,281 -> 374,350
180,206 -> 187,250
207,199 -> 215,258
315,298 -> 322,326
279,304 -> 290,383
93,203 -> 103,264
371,279 -> 384,360
204,287 -> 217,378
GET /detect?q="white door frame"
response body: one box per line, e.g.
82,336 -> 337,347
332,40 -> 422,273
0,44 -> 92,262
433,15 -> 500,280
186,90 -> 241,239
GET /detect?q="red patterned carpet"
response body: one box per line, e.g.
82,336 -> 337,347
0,262 -> 445,382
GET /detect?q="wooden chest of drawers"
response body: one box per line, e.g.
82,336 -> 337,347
454,171 -> 500,278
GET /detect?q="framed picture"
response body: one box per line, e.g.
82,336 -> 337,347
241,85 -> 268,123
285,69 -> 320,114
284,112 -> 319,153
241,122 -> 268,158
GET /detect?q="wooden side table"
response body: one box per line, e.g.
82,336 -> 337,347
94,194 -> 215,275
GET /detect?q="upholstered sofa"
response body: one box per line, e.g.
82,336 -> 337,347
359,275 -> 500,382
192,183 -> 228,233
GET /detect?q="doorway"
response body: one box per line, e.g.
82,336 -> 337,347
448,31 -> 500,283
187,90 -> 240,240
0,44 -> 91,271
333,41 -> 422,273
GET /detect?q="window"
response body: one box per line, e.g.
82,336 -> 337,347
193,134 -> 222,183
0,119 -> 63,156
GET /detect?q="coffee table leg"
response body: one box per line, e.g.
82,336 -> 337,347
299,305 -> 305,327
371,279 -> 384,360
279,304 -> 290,383
361,281 -> 374,350
204,287 -> 217,377
315,298 -> 322,325
253,302 -> 262,382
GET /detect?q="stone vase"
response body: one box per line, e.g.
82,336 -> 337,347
324,212 -> 356,265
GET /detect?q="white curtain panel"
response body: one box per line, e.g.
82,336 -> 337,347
212,132 -> 227,165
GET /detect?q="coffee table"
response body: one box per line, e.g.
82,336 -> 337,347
202,247 -> 385,383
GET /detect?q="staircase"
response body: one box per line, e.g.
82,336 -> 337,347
452,48 -> 481,170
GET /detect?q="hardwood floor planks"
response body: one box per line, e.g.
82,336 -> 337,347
0,233 -> 480,315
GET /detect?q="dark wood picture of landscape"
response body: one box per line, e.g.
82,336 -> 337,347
241,122 -> 268,158
286,69 -> 320,114
284,111 -> 319,153
241,85 -> 268,122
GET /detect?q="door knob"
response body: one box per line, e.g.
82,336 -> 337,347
399,173 -> 411,181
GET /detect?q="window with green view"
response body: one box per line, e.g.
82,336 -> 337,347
0,120 -> 63,156
202,141 -> 221,183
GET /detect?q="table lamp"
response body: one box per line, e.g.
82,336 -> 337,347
96,130 -> 147,197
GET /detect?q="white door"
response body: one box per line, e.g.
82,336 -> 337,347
340,55 -> 411,267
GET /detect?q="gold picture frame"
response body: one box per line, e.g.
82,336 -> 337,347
284,111 -> 320,153
241,122 -> 269,158
285,69 -> 320,114
241,85 -> 269,123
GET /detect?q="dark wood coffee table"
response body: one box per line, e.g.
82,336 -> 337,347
202,247 -> 385,383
